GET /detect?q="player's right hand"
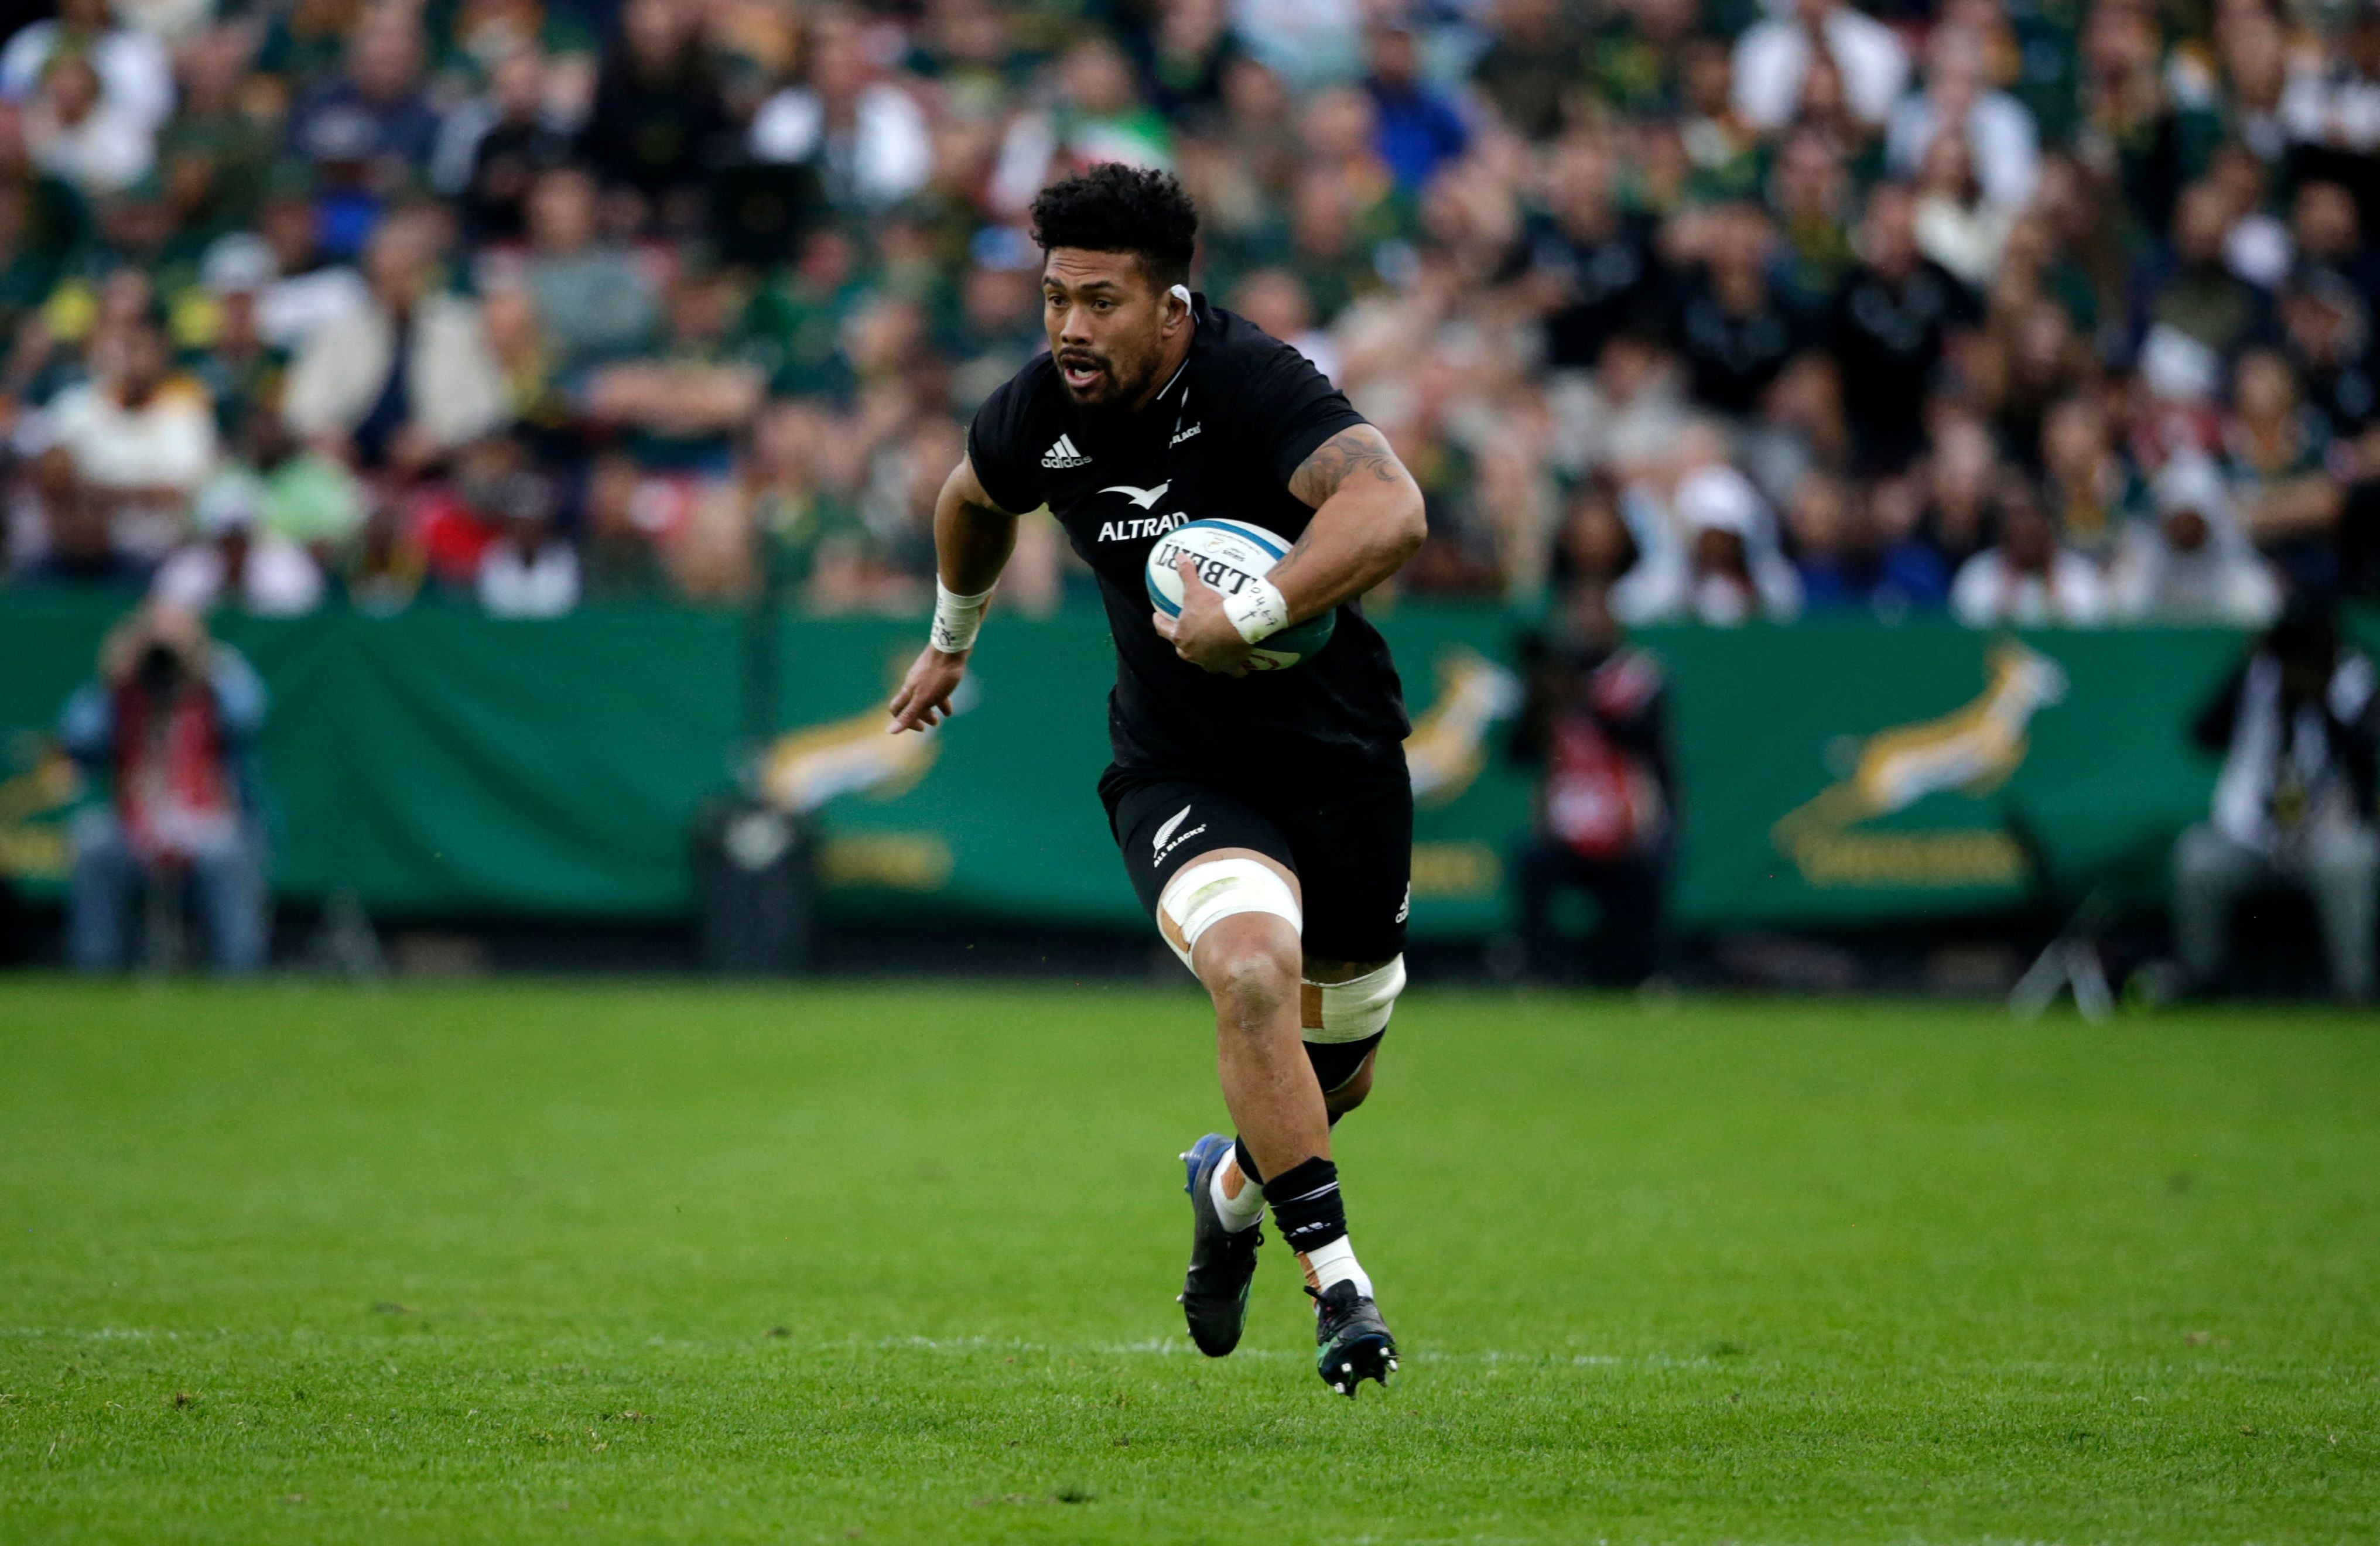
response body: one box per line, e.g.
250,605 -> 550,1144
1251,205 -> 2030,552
887,645 -> 967,733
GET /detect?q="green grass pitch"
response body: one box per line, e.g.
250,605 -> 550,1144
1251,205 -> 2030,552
3,980 -> 2377,1542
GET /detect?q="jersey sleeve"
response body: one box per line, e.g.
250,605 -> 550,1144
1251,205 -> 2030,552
965,371 -> 1045,515
1239,341 -> 1369,490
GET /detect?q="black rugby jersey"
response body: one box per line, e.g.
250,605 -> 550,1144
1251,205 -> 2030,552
967,296 -> 1410,777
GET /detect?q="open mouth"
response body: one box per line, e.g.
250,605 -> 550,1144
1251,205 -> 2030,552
1058,355 -> 1107,392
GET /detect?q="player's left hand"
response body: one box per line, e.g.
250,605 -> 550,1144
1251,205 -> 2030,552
1155,555 -> 1253,677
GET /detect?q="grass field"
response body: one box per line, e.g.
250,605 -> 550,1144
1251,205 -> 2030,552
2,980 -> 2377,1544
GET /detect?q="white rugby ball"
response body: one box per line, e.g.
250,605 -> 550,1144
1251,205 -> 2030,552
1144,518 -> 1335,671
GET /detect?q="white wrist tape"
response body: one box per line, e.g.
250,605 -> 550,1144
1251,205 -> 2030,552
1222,577 -> 1291,644
929,580 -> 995,654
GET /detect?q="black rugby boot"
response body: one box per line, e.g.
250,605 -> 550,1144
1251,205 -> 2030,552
1178,1133 -> 1261,1356
1309,1280 -> 1397,1397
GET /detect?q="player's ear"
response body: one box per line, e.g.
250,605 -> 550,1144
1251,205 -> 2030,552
1167,282 -> 1192,331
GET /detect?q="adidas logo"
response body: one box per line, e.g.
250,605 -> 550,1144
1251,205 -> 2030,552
1042,435 -> 1091,469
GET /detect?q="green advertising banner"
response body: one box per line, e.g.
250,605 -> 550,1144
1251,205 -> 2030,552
0,596 -> 2253,936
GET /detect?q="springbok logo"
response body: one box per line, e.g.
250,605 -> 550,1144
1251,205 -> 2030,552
1405,648 -> 1521,808
762,652 -> 965,814
1772,641 -> 2068,887
0,741 -> 80,882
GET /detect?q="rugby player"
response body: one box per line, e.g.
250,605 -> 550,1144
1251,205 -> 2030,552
886,165 -> 1425,1396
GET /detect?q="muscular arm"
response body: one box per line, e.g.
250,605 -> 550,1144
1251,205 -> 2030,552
933,456 -> 1021,594
1272,425 -> 1428,622
1157,423 -> 1426,673
887,456 -> 1022,731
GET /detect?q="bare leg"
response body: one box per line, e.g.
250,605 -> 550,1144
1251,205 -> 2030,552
1193,911 -> 1329,1180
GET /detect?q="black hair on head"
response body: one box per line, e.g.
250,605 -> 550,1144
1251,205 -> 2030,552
1030,163 -> 1198,289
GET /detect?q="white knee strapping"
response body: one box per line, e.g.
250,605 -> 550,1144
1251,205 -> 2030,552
1160,857 -> 1302,969
1303,955 -> 1405,1044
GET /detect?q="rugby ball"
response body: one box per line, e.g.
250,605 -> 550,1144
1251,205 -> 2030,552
1145,518 -> 1336,671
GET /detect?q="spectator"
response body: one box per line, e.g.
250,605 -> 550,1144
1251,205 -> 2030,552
2174,607 -> 2379,1000
1733,0 -> 1909,134
476,467 -> 577,615
1362,19 -> 1466,193
1950,478 -> 2107,625
436,47 -> 577,242
2107,455 -> 2281,624
13,446 -> 149,589
1231,266 -> 1338,382
579,449 -> 666,600
1548,476 -> 1643,599
753,7 -> 933,209
2277,266 -> 2376,441
2287,180 -> 2380,319
59,602 -> 270,973
1784,469 -> 1948,612
42,316 -> 218,560
1670,200 -> 1807,418
286,7 -> 442,196
1909,128 -> 2008,289
2224,347 -> 2343,591
1914,409 -> 1998,572
1470,0 -> 1588,141
227,175 -> 374,351
580,0 -> 731,228
1510,594 -> 1677,985
516,164 -> 657,371
2,0 -> 176,135
1625,457 -> 1805,624
24,53 -> 153,198
282,213 -> 507,473
2037,394 -> 2142,557
155,26 -> 274,243
987,35 -> 1165,215
2131,182 -> 2272,400
189,238 -> 288,439
584,266 -> 767,470
1524,135 -> 1667,371
152,470 -> 325,615
1886,25 -> 2039,211
1547,329 -> 1691,482
1828,182 -> 1977,473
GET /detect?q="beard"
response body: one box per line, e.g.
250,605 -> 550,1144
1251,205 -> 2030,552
1056,340 -> 1159,412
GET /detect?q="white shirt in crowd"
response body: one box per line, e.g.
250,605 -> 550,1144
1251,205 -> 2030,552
1732,0 -> 1910,131
2105,459 -> 2282,626
154,538 -> 324,616
0,19 -> 175,129
749,83 -> 932,208
26,97 -> 155,197
42,377 -> 217,559
1951,549 -> 2108,627
478,537 -> 581,618
1886,91 -> 2040,209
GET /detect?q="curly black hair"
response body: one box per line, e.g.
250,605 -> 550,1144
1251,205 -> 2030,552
1029,163 -> 1198,288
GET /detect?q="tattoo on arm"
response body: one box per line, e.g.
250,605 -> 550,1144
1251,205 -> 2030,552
1288,425 -> 1406,508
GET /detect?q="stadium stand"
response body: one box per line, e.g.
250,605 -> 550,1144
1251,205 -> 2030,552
5,0 -> 2380,992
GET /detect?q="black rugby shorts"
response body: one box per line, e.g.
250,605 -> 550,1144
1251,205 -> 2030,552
1101,764 -> 1413,967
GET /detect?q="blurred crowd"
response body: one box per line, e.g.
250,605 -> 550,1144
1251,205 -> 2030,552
8,0 -> 2380,627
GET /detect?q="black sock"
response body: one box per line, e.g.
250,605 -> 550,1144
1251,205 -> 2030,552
1232,1136 -> 1263,1187
1263,1156 -> 1346,1254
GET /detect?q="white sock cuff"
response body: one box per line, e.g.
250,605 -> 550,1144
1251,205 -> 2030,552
1209,1156 -> 1264,1230
1301,1235 -> 1372,1299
